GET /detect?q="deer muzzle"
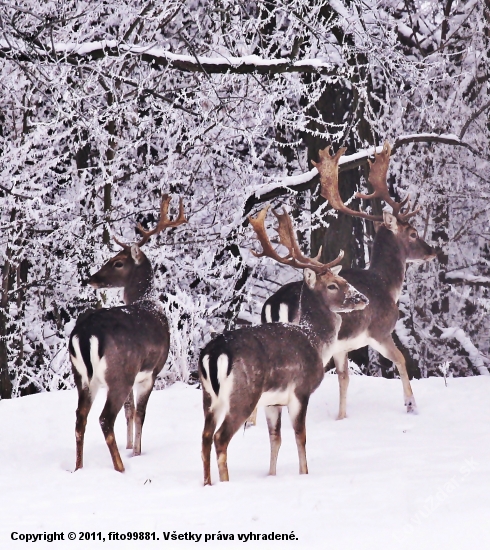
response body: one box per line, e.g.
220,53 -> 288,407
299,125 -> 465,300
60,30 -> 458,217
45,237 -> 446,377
87,273 -> 105,288
343,286 -> 369,310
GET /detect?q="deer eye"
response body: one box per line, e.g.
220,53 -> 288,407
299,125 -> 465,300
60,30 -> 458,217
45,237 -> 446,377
410,232 -> 417,239
114,261 -> 124,268
327,284 -> 338,291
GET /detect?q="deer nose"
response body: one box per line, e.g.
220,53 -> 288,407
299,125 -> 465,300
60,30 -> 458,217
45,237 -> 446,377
428,246 -> 441,261
354,292 -> 369,306
358,293 -> 369,305
87,274 -> 100,288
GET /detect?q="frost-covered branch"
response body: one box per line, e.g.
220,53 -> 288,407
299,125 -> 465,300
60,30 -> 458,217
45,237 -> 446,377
0,39 -> 337,75
244,133 -> 482,215
443,270 -> 490,287
440,327 -> 489,375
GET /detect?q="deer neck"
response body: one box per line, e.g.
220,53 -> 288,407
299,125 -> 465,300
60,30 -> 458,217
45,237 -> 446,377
369,226 -> 406,301
298,283 -> 341,351
123,260 -> 154,304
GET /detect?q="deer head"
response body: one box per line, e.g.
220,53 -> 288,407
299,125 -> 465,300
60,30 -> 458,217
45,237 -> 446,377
89,194 -> 187,303
312,142 -> 436,263
249,205 -> 368,312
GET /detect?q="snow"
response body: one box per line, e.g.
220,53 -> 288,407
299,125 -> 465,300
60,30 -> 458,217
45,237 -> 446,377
253,146 -> 385,198
1,376 -> 490,549
38,41 -> 335,71
54,40 -> 118,55
445,270 -> 490,284
397,133 -> 461,143
440,327 -> 489,375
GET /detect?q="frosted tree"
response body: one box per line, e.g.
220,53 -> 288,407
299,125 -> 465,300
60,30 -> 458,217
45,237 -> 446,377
0,0 -> 488,398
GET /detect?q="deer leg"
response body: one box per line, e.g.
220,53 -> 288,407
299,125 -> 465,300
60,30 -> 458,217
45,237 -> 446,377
334,352 -> 349,420
75,385 -> 94,471
288,395 -> 309,475
214,414 -> 245,483
245,407 -> 258,428
99,389 -> 129,473
265,405 -> 282,476
133,372 -> 155,456
371,337 -> 417,413
202,410 -> 217,486
124,389 -> 135,450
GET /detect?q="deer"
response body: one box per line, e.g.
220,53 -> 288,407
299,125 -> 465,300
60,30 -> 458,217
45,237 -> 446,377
199,206 -> 369,485
69,194 -> 186,472
261,142 -> 437,420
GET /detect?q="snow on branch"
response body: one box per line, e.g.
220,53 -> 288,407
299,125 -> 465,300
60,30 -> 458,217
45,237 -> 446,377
243,133 -> 479,215
440,327 -> 489,375
0,39 -> 337,75
443,270 -> 490,287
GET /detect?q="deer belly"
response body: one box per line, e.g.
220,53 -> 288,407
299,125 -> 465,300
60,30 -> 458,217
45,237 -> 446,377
256,385 -> 294,408
329,331 -> 370,356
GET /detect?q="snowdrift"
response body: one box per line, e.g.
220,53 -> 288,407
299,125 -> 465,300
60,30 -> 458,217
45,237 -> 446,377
1,375 -> 489,549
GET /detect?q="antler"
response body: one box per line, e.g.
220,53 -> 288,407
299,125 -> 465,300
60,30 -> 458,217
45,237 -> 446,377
313,142 -> 419,223
313,146 -> 383,222
249,205 -> 343,273
113,194 -> 187,249
356,141 -> 419,222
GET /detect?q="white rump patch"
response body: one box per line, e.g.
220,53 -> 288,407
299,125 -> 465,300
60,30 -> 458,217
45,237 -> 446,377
69,335 -> 107,396
264,304 -> 272,323
201,353 -> 234,423
89,336 -> 107,387
278,303 -> 289,323
201,354 -> 210,380
217,354 -> 229,382
70,336 -> 89,389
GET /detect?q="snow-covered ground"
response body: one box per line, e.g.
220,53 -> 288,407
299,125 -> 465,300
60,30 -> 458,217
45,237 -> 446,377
1,375 -> 489,549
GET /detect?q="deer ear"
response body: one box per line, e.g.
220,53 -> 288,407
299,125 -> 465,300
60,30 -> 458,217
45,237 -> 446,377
131,244 -> 144,265
330,265 -> 342,276
304,268 -> 317,289
383,212 -> 398,234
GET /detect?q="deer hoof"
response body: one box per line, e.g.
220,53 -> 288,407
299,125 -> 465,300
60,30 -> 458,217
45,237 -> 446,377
406,400 -> 418,414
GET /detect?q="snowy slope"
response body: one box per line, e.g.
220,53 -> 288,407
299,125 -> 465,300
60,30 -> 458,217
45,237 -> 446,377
1,375 -> 489,549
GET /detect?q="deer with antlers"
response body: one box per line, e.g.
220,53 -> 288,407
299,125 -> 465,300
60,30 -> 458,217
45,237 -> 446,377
199,206 -> 368,485
69,194 -> 186,472
262,142 -> 437,419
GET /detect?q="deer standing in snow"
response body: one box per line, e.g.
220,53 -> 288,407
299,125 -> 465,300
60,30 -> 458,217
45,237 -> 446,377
69,194 -> 186,472
262,142 -> 437,419
199,206 -> 368,485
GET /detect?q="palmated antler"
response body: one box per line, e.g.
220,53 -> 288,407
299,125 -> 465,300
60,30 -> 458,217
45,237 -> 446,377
113,193 -> 187,249
249,205 -> 344,273
313,142 -> 419,223
313,146 -> 383,222
357,141 -> 419,222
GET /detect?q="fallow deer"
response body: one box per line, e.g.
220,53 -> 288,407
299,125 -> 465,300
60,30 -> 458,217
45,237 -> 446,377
69,194 -> 186,472
199,206 -> 368,485
262,142 -> 437,419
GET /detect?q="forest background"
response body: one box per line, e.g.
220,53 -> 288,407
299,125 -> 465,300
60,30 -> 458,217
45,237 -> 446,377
0,0 -> 489,399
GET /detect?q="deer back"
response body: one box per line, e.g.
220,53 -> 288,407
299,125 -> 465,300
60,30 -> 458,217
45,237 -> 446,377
200,323 -> 324,409
69,302 -> 169,388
